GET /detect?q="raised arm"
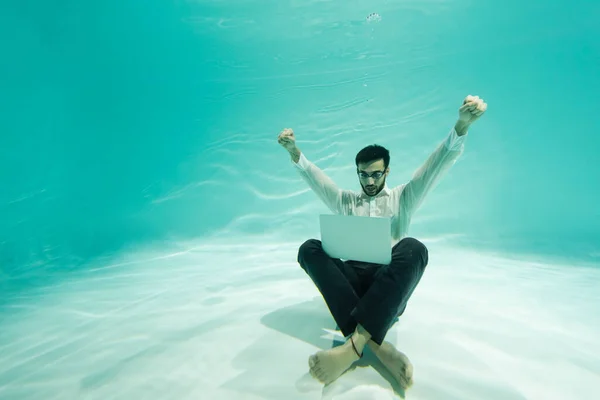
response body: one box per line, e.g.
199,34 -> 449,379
400,126 -> 465,217
278,128 -> 347,214
400,95 -> 488,217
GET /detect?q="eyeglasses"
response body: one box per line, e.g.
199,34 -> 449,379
357,170 -> 385,180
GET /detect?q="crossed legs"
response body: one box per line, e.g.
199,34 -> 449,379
297,237 -> 428,386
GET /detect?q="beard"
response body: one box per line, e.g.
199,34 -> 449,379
361,179 -> 385,196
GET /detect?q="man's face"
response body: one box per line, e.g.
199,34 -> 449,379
357,159 -> 389,197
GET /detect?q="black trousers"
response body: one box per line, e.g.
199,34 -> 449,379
297,237 -> 429,346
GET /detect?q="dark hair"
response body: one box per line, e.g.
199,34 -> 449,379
355,144 -> 390,169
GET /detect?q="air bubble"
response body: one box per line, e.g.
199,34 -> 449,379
366,13 -> 381,23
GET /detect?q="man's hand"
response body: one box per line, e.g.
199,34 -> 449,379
455,95 -> 487,136
278,128 -> 297,151
278,128 -> 302,163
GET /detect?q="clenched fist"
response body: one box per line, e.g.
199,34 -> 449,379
277,128 -> 297,152
458,95 -> 487,125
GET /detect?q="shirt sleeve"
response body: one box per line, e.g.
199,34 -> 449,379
400,127 -> 466,217
292,152 -> 347,214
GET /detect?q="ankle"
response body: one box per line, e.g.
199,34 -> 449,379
349,336 -> 363,359
367,339 -> 379,351
350,325 -> 372,355
351,333 -> 368,352
356,325 -> 372,344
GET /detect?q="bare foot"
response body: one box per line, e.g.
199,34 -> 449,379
369,341 -> 414,390
308,339 -> 360,385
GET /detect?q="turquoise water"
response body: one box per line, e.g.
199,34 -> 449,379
1,1 -> 599,399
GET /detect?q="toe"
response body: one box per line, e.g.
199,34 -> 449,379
309,360 -> 323,380
309,355 -> 319,371
309,364 -> 321,379
405,374 -> 413,386
316,371 -> 327,383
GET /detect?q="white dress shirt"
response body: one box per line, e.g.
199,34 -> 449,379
292,128 -> 467,245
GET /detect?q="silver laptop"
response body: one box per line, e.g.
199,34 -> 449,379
319,214 -> 392,264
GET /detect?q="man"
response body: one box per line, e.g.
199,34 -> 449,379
277,95 -> 487,389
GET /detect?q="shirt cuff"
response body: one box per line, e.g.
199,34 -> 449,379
444,127 -> 466,151
292,151 -> 310,170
